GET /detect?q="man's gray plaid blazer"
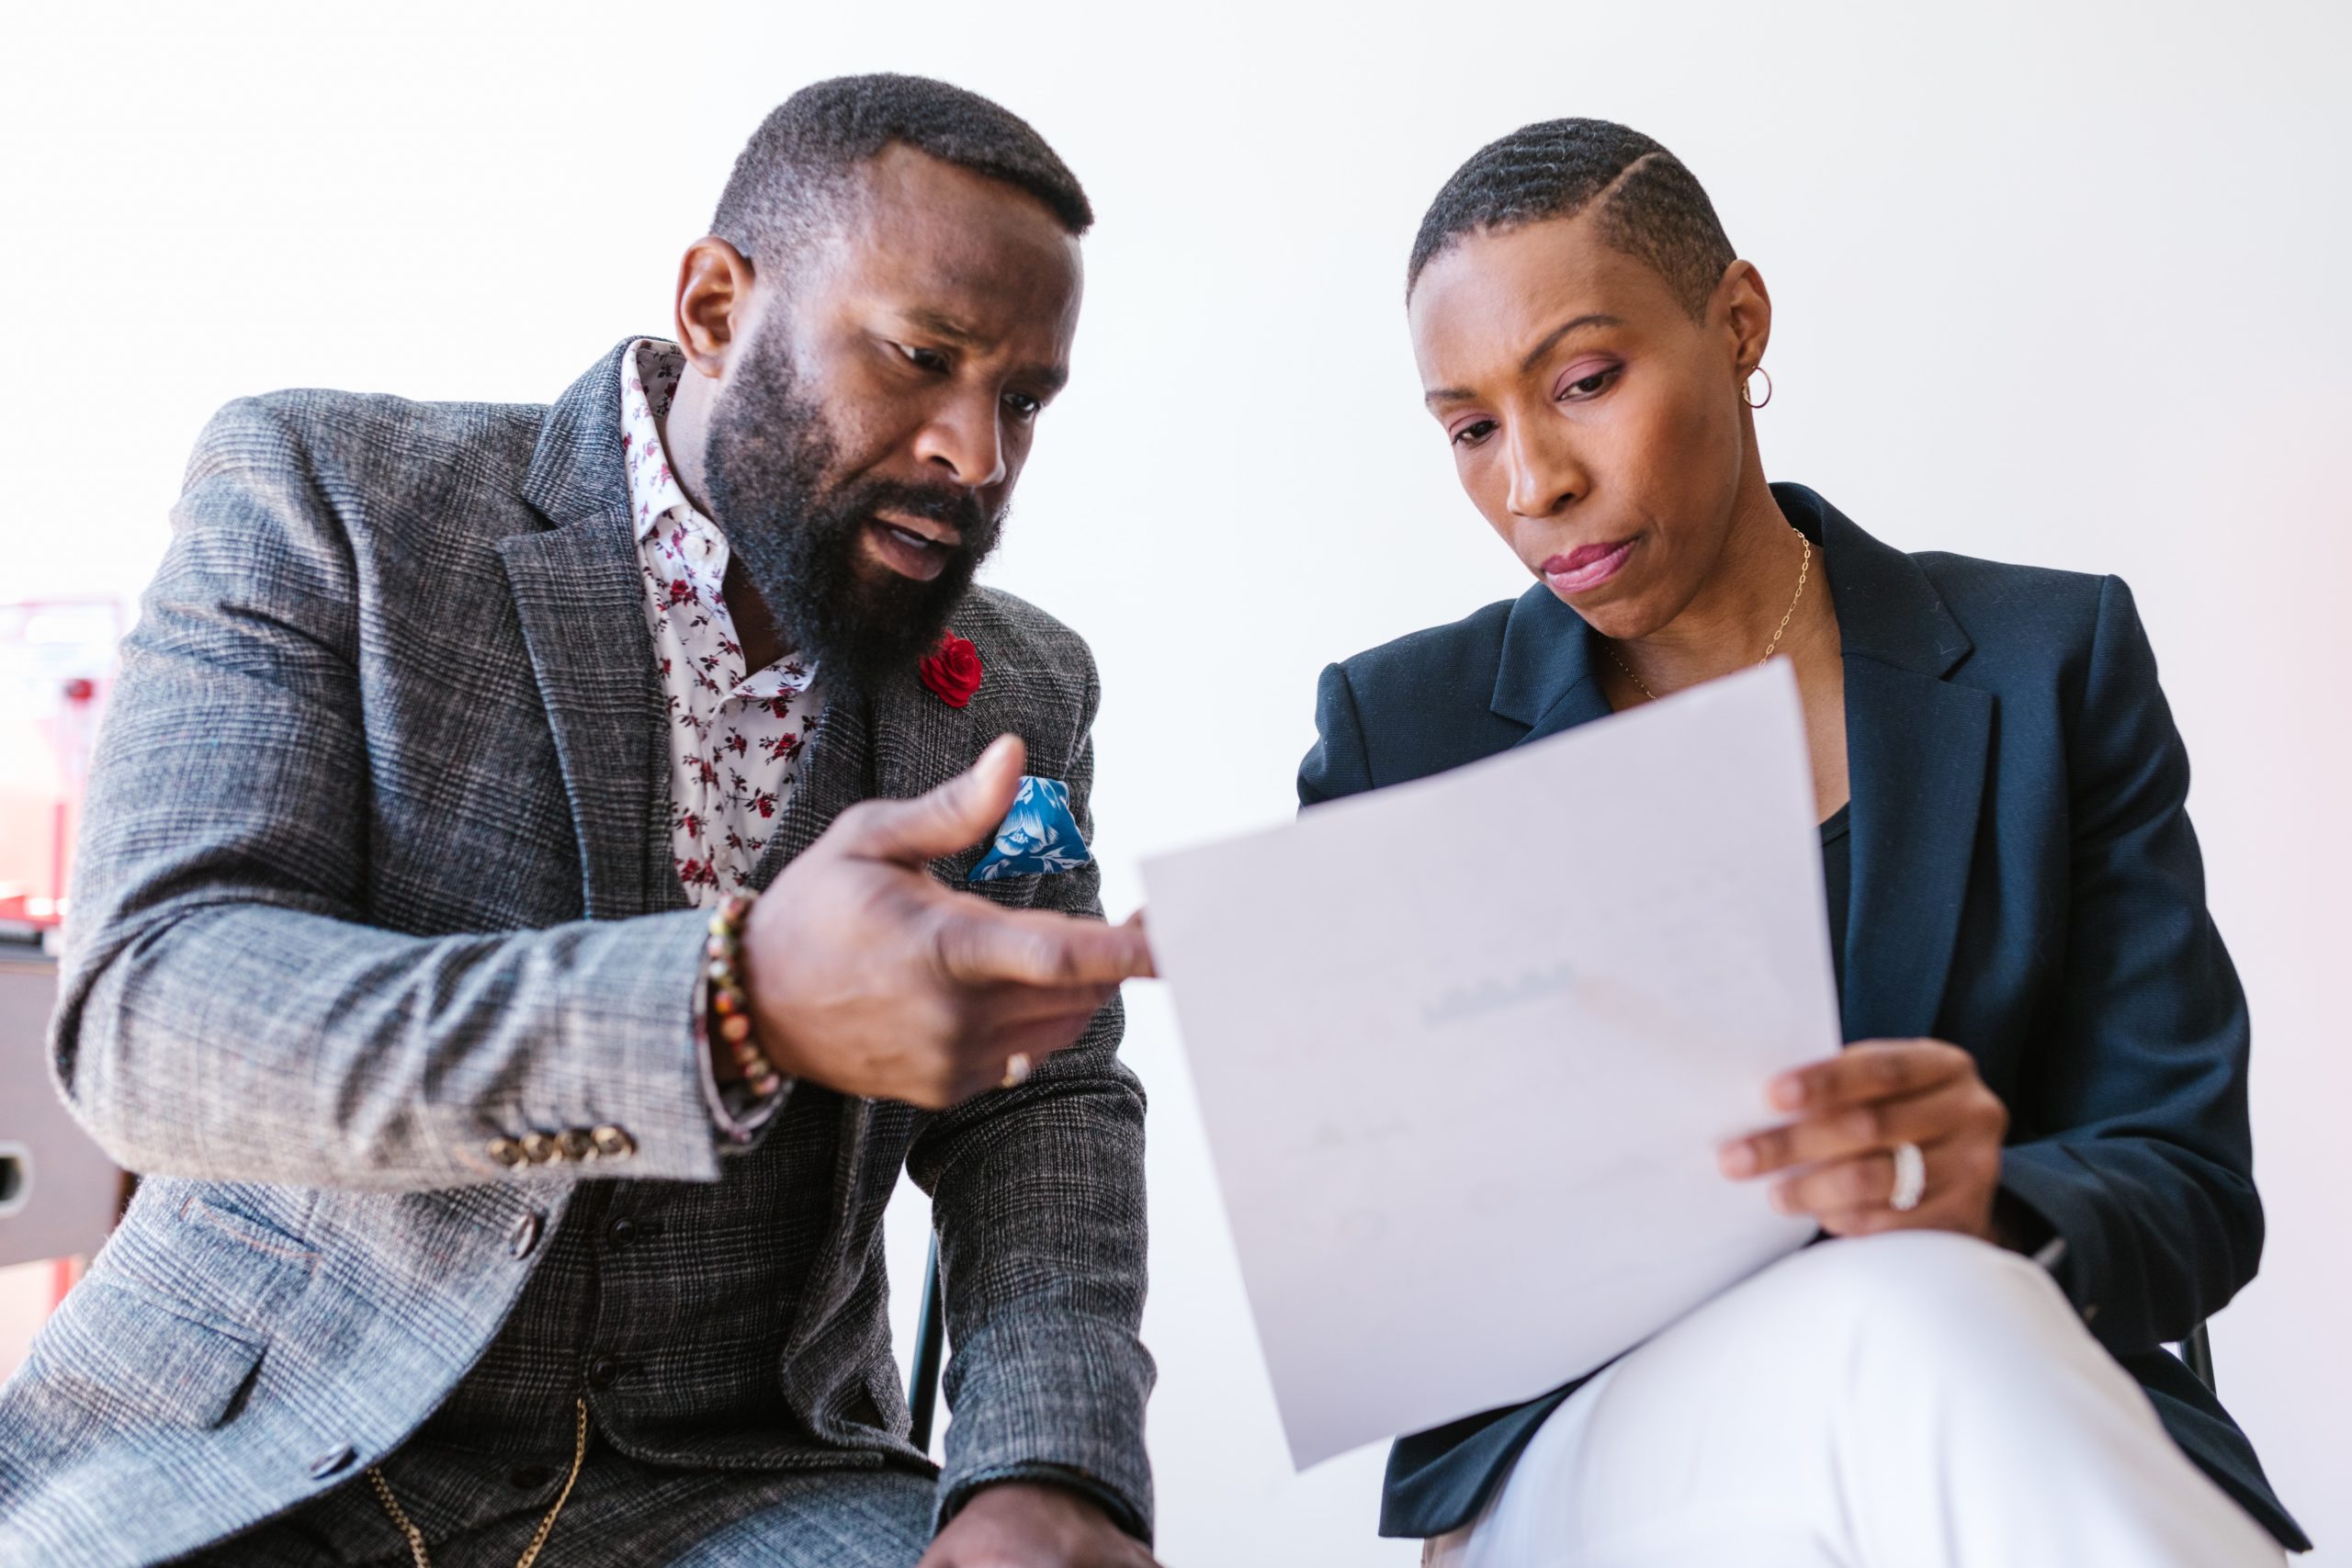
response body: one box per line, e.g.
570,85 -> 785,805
0,343 -> 1154,1566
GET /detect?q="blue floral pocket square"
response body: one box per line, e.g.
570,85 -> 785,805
969,775 -> 1092,883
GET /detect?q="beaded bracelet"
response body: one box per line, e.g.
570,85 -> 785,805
705,892 -> 781,1100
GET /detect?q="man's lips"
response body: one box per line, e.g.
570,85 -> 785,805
1541,537 -> 1636,594
863,516 -> 955,582
875,510 -> 964,549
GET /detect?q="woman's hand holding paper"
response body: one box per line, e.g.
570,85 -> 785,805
1720,1040 -> 2008,1242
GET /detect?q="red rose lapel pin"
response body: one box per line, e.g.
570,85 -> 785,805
919,632 -> 983,708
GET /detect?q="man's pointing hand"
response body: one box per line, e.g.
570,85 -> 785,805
739,734 -> 1153,1108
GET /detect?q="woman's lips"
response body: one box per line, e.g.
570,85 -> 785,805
1542,538 -> 1635,594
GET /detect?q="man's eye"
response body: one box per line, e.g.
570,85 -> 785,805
1002,390 -> 1042,422
898,344 -> 950,373
1451,419 -> 1498,448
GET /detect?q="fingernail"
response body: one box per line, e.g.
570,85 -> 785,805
1769,1076 -> 1804,1111
1769,1183 -> 1796,1214
1720,1143 -> 1756,1178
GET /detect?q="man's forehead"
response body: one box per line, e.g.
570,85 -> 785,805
845,145 -> 1074,257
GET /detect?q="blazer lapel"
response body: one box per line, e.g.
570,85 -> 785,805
1491,582 -> 1615,745
1779,485 -> 1993,1042
499,341 -> 676,920
768,628 -> 996,1342
746,690 -> 874,891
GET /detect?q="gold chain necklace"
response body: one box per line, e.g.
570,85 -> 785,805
368,1397 -> 589,1568
1604,525 -> 1812,703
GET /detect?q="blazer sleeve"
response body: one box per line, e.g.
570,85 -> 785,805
49,400 -> 728,1193
1997,574 -> 2262,1352
905,653 -> 1157,1541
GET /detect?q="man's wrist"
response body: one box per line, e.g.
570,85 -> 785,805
695,894 -> 792,1145
703,892 -> 781,1096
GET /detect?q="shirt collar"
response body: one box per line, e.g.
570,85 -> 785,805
619,338 -> 700,541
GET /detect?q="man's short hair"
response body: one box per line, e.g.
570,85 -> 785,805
1407,118 -> 1735,316
712,73 -> 1092,269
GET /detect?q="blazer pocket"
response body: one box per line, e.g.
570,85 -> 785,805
90,1185 -> 320,1352
969,870 -> 1046,904
177,1191 -> 321,1270
28,1278 -> 267,1429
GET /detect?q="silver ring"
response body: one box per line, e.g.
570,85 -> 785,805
1889,1141 -> 1927,1213
1000,1052 -> 1032,1090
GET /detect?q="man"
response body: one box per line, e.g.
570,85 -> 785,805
0,75 -> 1159,1568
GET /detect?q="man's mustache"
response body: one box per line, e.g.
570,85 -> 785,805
850,478 -> 998,544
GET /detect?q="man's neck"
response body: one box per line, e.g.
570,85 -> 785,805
662,367 -> 719,521
659,359 -> 787,674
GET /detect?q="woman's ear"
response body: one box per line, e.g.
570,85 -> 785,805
1716,259 -> 1773,382
673,237 -> 758,379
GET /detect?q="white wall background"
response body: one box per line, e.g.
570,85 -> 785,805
4,2 -> 2346,1561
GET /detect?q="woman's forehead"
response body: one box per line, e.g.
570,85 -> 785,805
1409,217 -> 1682,385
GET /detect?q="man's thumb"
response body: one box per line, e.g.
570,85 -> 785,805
849,733 -> 1027,865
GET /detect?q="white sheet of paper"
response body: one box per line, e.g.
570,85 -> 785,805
1141,660 -> 1840,1469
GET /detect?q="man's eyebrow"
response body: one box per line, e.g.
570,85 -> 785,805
902,308 -> 987,347
1422,312 -> 1627,407
899,308 -> 1066,394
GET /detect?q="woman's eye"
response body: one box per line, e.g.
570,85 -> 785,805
1558,366 -> 1620,401
898,344 -> 950,373
1451,419 -> 1498,448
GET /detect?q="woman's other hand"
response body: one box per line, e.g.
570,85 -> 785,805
1719,1040 -> 2008,1241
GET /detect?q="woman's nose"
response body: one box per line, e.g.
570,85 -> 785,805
1503,418 -> 1588,520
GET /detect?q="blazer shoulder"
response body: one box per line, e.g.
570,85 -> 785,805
184,389 -> 548,551
1330,595 -> 1518,711
961,584 -> 1093,667
1303,597 -> 1525,804
959,584 -> 1102,724
191,388 -> 545,486
1909,548 -> 2113,679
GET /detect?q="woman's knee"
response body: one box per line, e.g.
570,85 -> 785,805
1747,1231 -> 2081,1358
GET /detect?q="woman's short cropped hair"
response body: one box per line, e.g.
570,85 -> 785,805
1408,118 -> 1735,316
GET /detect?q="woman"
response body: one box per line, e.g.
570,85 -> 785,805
1298,119 -> 2306,1566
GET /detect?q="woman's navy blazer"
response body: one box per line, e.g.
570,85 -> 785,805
1298,484 -> 2305,1551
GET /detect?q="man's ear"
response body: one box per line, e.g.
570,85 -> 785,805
674,237 -> 757,378
1716,259 -> 1772,384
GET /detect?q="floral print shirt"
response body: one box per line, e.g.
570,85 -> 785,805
621,340 -> 822,905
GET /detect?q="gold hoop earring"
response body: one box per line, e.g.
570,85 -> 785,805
1741,365 -> 1773,409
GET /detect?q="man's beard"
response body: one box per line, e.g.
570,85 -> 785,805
702,330 -> 1003,701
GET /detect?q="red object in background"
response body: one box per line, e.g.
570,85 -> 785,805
0,599 -> 123,934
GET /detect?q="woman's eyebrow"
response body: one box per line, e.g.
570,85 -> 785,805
1423,312 -> 1628,406
1517,312 -> 1624,372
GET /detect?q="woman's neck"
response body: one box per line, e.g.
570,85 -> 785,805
1611,478 -> 1828,696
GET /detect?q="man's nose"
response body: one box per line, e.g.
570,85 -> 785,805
1503,416 -> 1589,520
911,392 -> 1008,491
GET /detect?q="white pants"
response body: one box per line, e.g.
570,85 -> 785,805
1427,1232 -> 2284,1568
